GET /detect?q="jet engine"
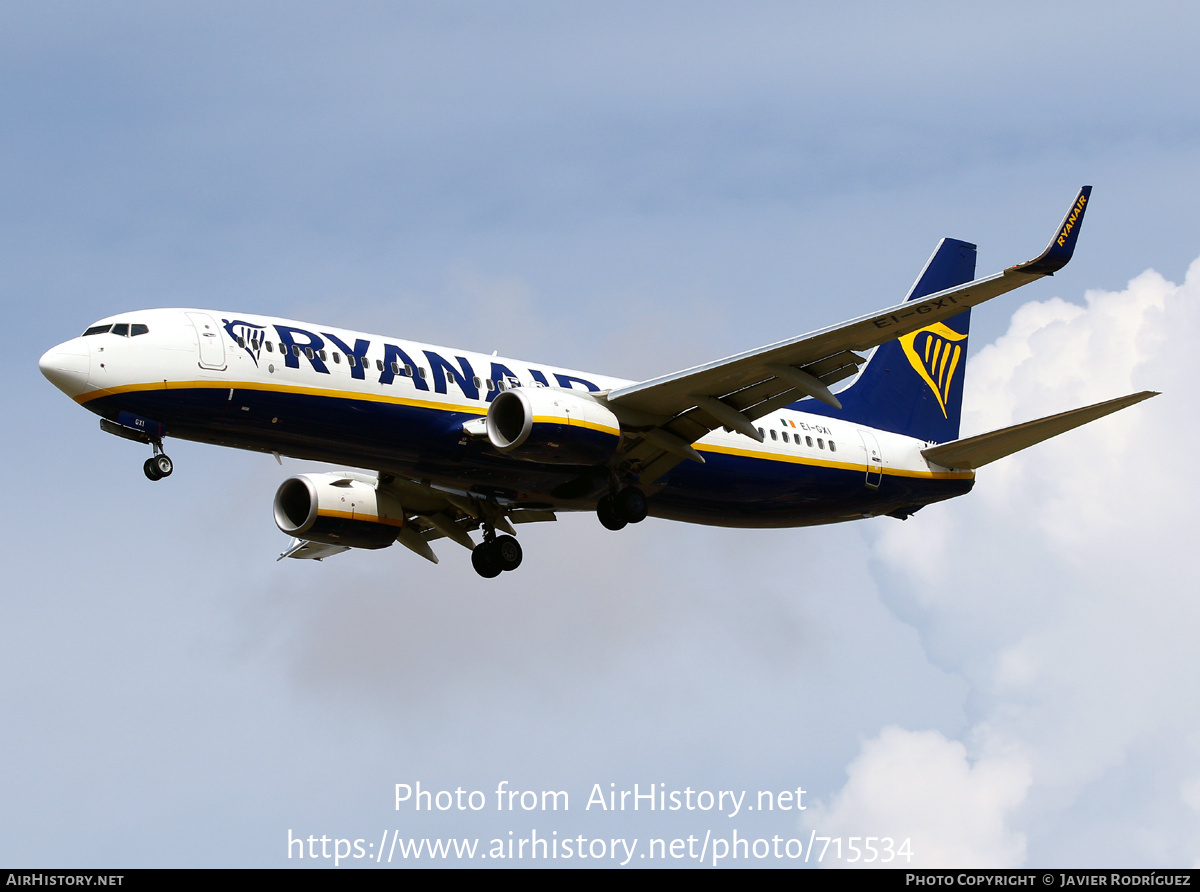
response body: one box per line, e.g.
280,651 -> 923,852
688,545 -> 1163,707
485,387 -> 621,464
273,472 -> 403,549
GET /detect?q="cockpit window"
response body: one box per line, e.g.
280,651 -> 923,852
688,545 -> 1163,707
83,322 -> 150,337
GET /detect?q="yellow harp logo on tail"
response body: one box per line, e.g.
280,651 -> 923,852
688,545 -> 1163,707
899,323 -> 968,418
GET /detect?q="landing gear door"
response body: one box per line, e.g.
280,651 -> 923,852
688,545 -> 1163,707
857,429 -> 883,489
187,312 -> 227,370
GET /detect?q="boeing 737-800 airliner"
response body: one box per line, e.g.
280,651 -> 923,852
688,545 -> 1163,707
39,187 -> 1156,577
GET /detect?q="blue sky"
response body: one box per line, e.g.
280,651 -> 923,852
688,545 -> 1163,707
5,2 -> 1199,867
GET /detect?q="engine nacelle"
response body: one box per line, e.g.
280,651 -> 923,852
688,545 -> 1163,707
273,472 -> 404,550
485,387 -> 621,464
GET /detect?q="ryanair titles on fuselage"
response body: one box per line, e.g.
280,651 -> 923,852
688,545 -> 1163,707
220,317 -> 602,402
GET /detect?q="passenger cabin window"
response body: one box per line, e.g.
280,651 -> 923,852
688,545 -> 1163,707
376,359 -> 383,372
806,436 -> 813,447
346,354 -> 354,367
333,352 -> 341,364
265,342 -> 273,353
829,441 -> 836,452
770,429 -> 777,441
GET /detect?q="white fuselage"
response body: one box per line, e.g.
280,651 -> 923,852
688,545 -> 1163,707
40,308 -> 973,528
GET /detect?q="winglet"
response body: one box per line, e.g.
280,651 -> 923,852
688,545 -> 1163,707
1010,186 -> 1092,276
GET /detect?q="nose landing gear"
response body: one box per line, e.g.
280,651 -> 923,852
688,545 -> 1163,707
97,417 -> 174,482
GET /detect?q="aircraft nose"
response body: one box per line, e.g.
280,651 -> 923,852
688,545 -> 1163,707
39,339 -> 91,396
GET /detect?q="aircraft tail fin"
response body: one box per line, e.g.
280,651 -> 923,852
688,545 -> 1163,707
804,237 -> 976,442
921,391 -> 1158,469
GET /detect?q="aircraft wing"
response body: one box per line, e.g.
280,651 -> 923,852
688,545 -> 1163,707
605,187 -> 1091,481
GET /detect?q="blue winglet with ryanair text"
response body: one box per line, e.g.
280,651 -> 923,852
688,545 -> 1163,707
1010,185 -> 1091,275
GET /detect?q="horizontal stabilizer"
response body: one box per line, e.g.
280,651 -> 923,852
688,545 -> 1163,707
922,390 -> 1158,470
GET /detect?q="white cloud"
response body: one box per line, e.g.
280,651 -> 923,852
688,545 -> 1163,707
802,727 -> 1030,868
822,259 -> 1200,866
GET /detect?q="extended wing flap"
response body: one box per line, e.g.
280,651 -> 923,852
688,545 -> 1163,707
397,524 -> 439,563
510,508 -> 558,524
921,390 -> 1158,470
277,537 -> 352,561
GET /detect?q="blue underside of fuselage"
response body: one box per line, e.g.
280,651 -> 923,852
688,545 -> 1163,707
82,387 -> 972,528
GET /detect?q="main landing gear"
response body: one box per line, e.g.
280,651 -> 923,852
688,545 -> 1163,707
143,441 -> 174,481
596,487 -> 647,531
471,532 -> 523,578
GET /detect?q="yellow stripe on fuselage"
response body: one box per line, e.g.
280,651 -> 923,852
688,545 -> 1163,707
694,442 -> 974,480
74,378 -> 490,416
79,379 -> 973,481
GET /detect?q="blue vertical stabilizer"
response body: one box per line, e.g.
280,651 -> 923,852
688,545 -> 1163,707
802,238 -> 976,443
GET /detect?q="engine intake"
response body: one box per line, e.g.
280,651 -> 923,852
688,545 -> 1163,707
485,388 -> 621,464
273,473 -> 404,550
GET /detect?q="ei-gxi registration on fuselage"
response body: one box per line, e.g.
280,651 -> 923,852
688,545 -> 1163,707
38,187 -> 1157,578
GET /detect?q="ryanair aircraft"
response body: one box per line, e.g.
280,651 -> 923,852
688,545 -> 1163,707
39,187 -> 1156,577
